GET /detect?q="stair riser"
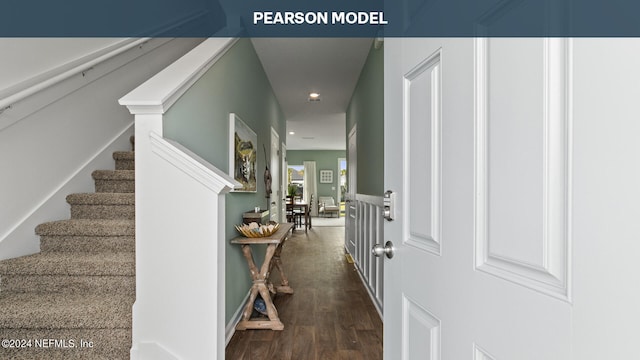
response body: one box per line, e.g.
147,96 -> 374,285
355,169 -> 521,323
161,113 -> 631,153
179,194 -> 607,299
94,180 -> 134,193
70,205 -> 134,220
40,236 -> 135,253
1,275 -> 134,295
0,328 -> 130,360
115,159 -> 134,170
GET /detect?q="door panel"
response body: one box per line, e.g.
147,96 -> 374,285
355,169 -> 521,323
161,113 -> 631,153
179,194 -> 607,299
403,296 -> 441,360
404,49 -> 441,256
475,38 -> 570,300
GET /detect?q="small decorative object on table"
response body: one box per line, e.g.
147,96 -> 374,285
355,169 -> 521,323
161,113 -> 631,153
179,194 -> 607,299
253,296 -> 268,315
235,222 -> 280,238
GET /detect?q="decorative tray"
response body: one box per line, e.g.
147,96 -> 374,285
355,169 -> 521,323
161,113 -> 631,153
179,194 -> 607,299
235,222 -> 280,238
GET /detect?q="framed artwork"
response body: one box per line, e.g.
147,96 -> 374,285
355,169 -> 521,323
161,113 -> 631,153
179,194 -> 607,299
229,113 -> 257,192
319,170 -> 333,183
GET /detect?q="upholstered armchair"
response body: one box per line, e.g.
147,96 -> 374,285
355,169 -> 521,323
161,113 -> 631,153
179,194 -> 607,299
318,196 -> 340,217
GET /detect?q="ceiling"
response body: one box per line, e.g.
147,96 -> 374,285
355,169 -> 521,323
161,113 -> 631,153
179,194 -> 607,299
251,38 -> 373,150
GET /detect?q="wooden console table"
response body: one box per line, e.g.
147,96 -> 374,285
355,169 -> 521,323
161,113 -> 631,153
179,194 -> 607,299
231,222 -> 294,331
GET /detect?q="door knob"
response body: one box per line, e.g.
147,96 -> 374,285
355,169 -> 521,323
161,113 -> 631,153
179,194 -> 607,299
372,241 -> 395,259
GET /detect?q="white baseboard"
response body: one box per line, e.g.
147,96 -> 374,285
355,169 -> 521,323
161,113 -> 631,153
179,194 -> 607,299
226,291 -> 250,346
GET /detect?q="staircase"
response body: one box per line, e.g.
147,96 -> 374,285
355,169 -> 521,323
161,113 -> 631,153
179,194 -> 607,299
0,139 -> 135,359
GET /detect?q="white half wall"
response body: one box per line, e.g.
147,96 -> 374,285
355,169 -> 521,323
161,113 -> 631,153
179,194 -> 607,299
0,37 -> 203,260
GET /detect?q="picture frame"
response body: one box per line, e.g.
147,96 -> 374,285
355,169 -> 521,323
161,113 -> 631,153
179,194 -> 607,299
319,170 -> 333,183
229,113 -> 258,192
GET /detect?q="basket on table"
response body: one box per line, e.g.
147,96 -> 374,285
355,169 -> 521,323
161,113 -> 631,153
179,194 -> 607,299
235,222 -> 280,238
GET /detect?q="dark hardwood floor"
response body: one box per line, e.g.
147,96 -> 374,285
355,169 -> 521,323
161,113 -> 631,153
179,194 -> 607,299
225,226 -> 383,360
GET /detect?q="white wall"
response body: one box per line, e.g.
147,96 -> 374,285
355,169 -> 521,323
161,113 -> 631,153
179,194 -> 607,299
0,37 -> 203,260
0,39 -> 122,95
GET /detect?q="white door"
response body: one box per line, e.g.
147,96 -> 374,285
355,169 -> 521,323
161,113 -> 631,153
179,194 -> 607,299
270,127 -> 280,222
384,37 -> 640,359
383,37 -> 578,359
346,125 -> 357,255
281,142 -> 287,223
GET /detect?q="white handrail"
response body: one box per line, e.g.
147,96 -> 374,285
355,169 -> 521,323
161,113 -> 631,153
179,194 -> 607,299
119,38 -> 239,115
0,38 -> 149,112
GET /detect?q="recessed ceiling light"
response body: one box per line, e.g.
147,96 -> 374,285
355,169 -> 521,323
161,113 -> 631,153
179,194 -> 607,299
308,93 -> 321,102
289,131 -> 295,135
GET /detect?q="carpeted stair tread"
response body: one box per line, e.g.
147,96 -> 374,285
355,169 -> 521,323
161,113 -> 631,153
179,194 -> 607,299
0,293 -> 133,329
66,193 -> 135,220
91,170 -> 135,180
1,273 -> 135,294
35,219 -> 134,237
40,235 -> 134,253
66,193 -> 134,205
0,252 -> 134,276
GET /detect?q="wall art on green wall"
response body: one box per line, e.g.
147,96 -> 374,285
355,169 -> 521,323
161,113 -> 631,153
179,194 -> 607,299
319,169 -> 333,183
229,113 -> 257,192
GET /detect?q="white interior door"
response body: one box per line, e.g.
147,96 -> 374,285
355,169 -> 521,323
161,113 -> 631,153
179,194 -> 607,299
281,142 -> 287,223
346,125 -> 357,255
383,38 -> 575,359
270,127 -> 280,222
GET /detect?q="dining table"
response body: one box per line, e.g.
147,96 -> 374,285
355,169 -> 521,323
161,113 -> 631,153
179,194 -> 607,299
286,201 -> 311,232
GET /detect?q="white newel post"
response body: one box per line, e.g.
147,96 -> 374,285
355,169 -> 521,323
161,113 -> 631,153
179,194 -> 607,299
119,37 -> 239,360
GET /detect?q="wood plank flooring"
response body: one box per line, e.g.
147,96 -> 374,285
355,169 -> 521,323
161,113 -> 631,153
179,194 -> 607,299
225,226 -> 383,360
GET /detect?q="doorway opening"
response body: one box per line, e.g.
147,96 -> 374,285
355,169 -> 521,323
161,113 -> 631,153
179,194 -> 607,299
338,157 -> 347,217
287,165 -> 304,198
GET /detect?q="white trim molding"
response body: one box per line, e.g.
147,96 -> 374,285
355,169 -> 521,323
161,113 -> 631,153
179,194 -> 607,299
225,291 -> 251,346
150,132 -> 238,193
119,38 -> 238,115
473,344 -> 497,360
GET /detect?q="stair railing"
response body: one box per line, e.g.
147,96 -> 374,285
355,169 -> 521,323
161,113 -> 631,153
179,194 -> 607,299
119,38 -> 239,360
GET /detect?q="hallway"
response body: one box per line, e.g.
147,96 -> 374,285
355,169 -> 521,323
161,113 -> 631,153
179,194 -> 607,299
225,226 -> 383,359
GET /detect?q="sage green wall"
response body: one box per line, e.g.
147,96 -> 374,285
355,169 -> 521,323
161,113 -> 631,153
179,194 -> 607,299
163,38 -> 286,324
346,42 -> 384,196
287,150 -> 346,202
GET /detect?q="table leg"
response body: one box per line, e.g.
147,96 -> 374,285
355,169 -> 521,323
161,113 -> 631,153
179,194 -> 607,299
236,244 -> 285,331
272,241 -> 294,294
